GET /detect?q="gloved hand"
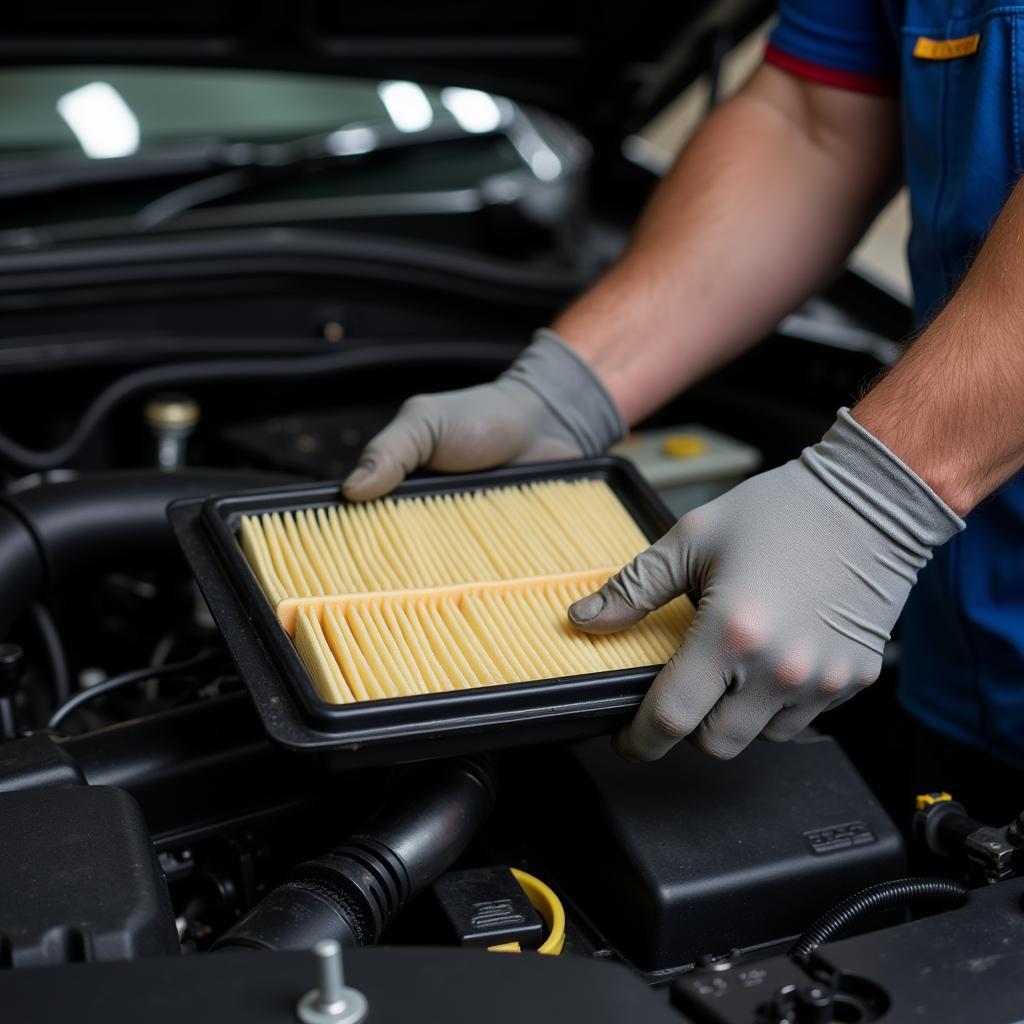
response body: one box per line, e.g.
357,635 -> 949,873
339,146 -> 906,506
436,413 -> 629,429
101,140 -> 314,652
342,329 -> 625,501
568,408 -> 964,761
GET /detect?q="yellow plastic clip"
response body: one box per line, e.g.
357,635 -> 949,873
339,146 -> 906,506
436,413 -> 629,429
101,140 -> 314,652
915,791 -> 953,812
487,941 -> 522,953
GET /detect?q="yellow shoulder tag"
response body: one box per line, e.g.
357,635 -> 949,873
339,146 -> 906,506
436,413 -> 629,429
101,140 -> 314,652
913,34 -> 981,60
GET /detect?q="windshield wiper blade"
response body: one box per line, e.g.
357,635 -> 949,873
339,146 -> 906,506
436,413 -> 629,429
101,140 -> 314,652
0,113 -> 503,205
0,137 -> 242,200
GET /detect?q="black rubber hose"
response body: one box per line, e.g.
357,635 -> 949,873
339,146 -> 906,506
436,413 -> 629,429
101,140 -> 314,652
0,343 -> 519,472
0,505 -> 44,639
29,603 -> 71,705
214,756 -> 497,953
789,877 -> 969,963
0,468 -> 291,637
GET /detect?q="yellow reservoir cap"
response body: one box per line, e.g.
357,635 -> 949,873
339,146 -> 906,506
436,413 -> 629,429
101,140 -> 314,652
662,434 -> 706,459
915,791 -> 953,811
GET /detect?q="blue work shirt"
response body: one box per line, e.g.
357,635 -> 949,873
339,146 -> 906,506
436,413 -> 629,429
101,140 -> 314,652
769,1 -> 1024,766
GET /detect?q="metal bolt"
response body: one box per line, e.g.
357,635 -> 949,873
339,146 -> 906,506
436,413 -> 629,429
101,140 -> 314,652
144,393 -> 200,470
315,940 -> 345,1011
296,940 -> 368,1024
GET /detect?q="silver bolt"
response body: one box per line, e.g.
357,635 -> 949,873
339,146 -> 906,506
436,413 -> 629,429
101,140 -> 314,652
314,940 -> 345,1010
296,939 -> 369,1024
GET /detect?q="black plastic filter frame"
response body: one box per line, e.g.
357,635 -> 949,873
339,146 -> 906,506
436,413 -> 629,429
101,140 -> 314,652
168,457 -> 677,767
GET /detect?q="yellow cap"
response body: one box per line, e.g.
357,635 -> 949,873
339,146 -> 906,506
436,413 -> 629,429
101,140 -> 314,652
662,434 -> 706,459
915,791 -> 953,811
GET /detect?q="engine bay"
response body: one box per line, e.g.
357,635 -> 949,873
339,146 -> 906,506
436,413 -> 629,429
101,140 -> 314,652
1,16 -> 1023,1019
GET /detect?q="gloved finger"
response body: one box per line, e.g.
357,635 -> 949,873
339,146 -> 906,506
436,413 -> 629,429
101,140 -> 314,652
569,518 -> 697,634
690,687 -> 782,760
760,655 -> 879,741
342,401 -> 434,501
758,697 -> 835,744
615,615 -> 726,761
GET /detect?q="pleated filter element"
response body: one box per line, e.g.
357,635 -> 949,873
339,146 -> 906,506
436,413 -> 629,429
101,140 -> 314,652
292,572 -> 695,704
238,478 -> 694,704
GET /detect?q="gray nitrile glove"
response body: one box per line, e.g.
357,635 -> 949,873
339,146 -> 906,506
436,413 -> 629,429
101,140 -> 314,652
568,408 -> 964,762
342,329 -> 625,500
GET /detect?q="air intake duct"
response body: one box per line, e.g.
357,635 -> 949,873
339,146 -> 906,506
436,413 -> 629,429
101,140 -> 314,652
213,755 -> 497,952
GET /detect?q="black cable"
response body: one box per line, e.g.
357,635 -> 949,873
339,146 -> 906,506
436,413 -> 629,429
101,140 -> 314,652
0,343 -> 519,472
789,877 -> 969,963
48,649 -> 216,730
28,603 -> 71,706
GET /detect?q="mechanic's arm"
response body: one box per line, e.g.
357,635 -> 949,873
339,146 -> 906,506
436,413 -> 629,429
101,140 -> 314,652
554,62 -> 900,423
853,173 -> 1024,517
342,64 -> 900,499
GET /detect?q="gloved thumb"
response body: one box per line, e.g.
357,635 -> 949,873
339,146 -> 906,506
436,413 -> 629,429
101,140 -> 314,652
342,404 -> 432,501
568,522 -> 696,634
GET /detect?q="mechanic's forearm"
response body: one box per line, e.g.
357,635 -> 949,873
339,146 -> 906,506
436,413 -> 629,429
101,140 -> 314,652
854,175 -> 1024,517
553,65 -> 900,424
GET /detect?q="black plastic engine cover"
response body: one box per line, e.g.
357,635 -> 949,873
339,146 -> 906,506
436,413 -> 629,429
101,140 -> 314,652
0,786 -> 179,966
513,733 -> 905,971
671,877 -> 1024,1022
0,944 -> 683,1024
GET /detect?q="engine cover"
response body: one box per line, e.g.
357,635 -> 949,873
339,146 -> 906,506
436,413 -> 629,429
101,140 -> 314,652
512,732 -> 905,971
0,786 -> 179,966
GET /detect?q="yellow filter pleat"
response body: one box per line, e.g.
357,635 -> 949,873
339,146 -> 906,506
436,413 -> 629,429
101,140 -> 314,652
409,497 -> 457,582
411,597 -> 474,690
322,605 -> 375,702
281,513 -> 325,596
479,588 -> 551,680
518,585 -> 591,676
436,495 -> 494,581
386,602 -> 441,694
273,514 -> 317,596
346,603 -> 402,698
363,600 -> 421,697
448,493 -> 513,578
294,608 -> 352,704
346,503 -> 402,591
461,591 -> 531,682
298,509 -> 345,593
240,516 -> 287,606
438,598 -> 501,686
430,596 -> 487,688
555,482 -> 625,565
392,600 -> 449,694
334,505 -> 378,592
373,501 -> 421,588
261,512 -> 301,596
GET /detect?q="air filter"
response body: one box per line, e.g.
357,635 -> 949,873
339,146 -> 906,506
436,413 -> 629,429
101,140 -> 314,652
169,459 -> 692,765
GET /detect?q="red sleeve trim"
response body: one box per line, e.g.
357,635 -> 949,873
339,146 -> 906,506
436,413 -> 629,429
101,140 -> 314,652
764,44 -> 895,96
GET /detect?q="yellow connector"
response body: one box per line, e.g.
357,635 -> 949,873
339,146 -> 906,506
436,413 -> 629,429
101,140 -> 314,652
915,791 -> 953,812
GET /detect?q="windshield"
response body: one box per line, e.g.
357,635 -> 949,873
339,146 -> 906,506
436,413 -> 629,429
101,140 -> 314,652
0,66 -> 492,158
0,65 -> 585,256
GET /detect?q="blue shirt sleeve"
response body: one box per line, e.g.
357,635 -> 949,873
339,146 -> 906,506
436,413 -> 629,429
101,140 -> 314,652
768,0 -> 898,85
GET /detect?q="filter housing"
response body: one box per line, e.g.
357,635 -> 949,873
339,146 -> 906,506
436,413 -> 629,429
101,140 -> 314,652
169,457 -> 681,765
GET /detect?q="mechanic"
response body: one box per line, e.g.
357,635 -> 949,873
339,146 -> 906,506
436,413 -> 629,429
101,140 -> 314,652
343,2 -> 1024,814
